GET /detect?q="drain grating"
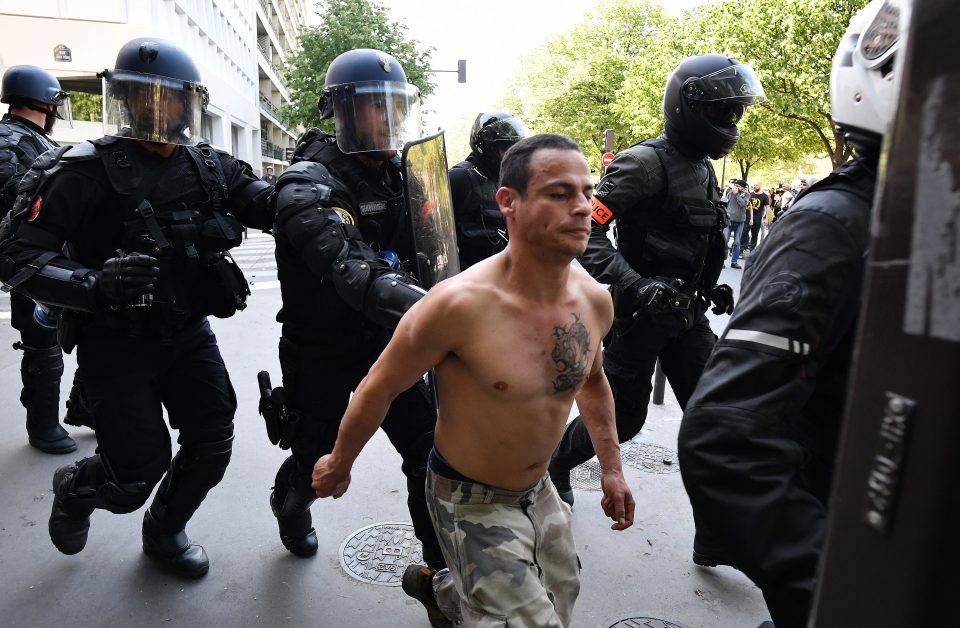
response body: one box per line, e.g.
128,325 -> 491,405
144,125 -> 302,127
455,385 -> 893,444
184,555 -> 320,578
569,458 -> 603,491
621,441 -> 680,474
339,521 -> 422,586
603,613 -> 688,628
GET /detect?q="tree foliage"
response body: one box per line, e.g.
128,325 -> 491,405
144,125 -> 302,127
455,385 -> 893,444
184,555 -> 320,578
502,0 -> 868,172
282,0 -> 435,130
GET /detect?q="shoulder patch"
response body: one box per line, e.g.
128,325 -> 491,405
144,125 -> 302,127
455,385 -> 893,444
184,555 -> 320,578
594,178 -> 617,199
331,207 -> 355,225
591,197 -> 614,225
26,195 -> 42,222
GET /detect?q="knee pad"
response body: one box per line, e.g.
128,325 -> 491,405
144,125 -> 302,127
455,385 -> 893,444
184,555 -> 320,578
21,345 -> 64,380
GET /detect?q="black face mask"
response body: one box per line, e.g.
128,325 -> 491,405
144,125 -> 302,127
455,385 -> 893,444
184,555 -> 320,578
43,112 -> 57,135
702,101 -> 746,127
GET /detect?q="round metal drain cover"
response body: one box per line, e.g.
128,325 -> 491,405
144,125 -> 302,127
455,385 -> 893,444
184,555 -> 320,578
603,614 -> 688,628
570,458 -> 602,491
621,442 -> 680,474
339,521 -> 422,586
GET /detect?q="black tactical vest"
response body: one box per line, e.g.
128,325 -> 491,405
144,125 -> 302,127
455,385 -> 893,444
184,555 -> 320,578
616,138 -> 727,291
293,131 -> 412,262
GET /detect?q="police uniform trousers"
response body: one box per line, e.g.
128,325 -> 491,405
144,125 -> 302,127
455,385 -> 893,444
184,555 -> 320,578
427,466 -> 580,627
73,317 -> 236,515
273,333 -> 443,562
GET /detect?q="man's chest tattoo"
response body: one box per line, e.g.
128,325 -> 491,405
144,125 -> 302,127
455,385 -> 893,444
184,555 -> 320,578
551,313 -> 590,393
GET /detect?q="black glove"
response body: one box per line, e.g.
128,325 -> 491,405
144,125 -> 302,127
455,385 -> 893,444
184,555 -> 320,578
632,277 -> 681,313
98,252 -> 159,306
707,284 -> 735,315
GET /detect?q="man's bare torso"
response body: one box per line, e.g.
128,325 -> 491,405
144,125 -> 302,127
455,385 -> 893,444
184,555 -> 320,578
433,255 -> 608,491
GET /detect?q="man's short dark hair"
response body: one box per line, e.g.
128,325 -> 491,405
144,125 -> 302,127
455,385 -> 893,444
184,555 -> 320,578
499,134 -> 581,197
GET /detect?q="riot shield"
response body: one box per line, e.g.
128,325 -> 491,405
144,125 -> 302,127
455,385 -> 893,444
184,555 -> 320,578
401,131 -> 460,289
812,0 -> 960,624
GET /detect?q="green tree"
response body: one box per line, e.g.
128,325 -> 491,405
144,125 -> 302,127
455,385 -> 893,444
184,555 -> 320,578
502,1 -> 671,170
282,0 -> 435,130
69,92 -> 102,122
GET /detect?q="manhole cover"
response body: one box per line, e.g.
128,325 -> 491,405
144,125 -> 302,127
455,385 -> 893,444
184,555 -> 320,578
603,614 -> 688,628
339,521 -> 422,586
621,442 -> 680,474
570,458 -> 602,491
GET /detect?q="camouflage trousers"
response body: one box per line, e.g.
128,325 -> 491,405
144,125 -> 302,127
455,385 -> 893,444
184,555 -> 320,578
426,468 -> 581,627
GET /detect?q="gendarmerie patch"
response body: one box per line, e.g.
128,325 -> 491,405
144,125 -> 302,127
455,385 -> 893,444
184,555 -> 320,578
359,200 -> 387,216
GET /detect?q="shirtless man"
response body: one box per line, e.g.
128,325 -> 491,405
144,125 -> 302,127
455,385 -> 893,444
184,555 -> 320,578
312,134 -> 634,627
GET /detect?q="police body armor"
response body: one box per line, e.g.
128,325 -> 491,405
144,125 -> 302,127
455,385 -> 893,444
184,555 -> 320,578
275,130 -> 415,341
6,137 -> 249,338
449,158 -> 506,267
0,115 -> 58,236
616,138 -> 727,293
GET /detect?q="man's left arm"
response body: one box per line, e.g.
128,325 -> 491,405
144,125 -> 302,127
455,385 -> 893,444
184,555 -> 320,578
575,345 -> 635,530
218,152 -> 274,231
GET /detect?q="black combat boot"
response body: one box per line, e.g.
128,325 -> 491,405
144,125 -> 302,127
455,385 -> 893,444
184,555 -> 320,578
402,564 -> 453,628
49,462 -> 95,554
141,509 -> 209,578
19,344 -> 76,454
270,489 -> 318,557
142,437 -> 233,578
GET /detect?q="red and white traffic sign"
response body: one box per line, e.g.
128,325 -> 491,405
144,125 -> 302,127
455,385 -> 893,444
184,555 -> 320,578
601,152 -> 615,167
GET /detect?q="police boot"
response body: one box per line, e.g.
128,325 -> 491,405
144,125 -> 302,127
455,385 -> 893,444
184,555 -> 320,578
402,564 -> 453,628
63,370 -> 96,430
49,455 -> 152,555
143,437 -> 234,578
49,461 -> 95,554
18,344 -> 76,454
271,456 -> 318,557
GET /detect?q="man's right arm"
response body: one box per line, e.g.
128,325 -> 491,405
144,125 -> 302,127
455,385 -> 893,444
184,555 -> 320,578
312,280 -> 466,497
274,162 -> 425,329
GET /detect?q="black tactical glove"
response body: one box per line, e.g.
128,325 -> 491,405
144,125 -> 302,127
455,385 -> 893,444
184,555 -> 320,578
631,277 -> 683,313
706,284 -> 735,315
98,252 -> 159,306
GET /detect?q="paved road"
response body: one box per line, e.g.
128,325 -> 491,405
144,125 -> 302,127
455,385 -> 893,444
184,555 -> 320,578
0,233 -> 768,627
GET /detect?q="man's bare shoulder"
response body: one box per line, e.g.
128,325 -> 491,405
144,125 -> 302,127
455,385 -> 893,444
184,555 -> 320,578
569,265 -> 613,326
425,256 -> 504,312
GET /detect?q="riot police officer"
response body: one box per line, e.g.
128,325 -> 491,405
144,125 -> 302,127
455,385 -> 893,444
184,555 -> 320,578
547,55 -> 764,520
0,38 -> 273,578
677,2 -> 905,625
448,111 -> 529,268
269,48 -> 444,569
0,65 -> 92,454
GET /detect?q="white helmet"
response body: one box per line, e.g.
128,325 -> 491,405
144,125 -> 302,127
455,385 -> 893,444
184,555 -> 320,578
830,0 -> 909,140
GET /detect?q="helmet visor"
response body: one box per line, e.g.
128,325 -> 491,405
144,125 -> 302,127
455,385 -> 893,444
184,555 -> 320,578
330,80 -> 421,154
479,115 -> 530,144
682,63 -> 767,104
102,70 -> 208,145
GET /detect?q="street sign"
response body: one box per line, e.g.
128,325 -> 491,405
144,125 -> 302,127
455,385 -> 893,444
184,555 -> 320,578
601,152 -> 615,167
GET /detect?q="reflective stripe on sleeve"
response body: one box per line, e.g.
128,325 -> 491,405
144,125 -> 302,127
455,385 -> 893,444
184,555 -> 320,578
725,328 -> 810,355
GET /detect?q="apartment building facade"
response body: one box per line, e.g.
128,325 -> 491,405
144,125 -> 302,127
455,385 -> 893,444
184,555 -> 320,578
0,0 -> 306,175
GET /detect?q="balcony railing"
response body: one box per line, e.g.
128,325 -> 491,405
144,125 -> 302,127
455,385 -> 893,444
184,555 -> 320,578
257,36 -> 271,61
258,0 -> 271,19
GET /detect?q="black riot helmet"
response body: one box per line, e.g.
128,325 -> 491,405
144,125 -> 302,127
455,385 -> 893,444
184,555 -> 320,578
1,65 -> 70,132
469,111 -> 530,179
663,54 -> 765,160
317,48 -> 421,155
100,37 -> 209,145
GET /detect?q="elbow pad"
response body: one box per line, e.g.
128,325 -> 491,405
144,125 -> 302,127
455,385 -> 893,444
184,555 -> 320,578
234,178 -> 274,230
11,256 -> 99,312
329,261 -> 425,330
